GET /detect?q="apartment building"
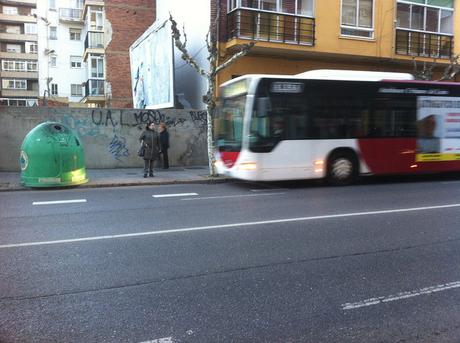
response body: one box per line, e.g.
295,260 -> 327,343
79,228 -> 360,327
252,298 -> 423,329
1,0 -> 154,108
215,0 -> 460,87
35,0 -> 86,105
0,0 -> 39,106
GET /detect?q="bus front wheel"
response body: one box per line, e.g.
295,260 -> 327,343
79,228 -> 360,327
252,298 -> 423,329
327,152 -> 358,186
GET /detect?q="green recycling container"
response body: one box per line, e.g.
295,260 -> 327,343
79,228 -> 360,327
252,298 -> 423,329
20,122 -> 88,187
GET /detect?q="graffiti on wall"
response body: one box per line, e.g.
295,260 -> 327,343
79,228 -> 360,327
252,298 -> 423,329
50,108 -> 208,163
89,109 -> 207,129
108,134 -> 130,161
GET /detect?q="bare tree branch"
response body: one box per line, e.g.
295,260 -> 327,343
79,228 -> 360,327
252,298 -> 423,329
169,7 -> 255,176
437,54 -> 460,81
214,42 -> 255,75
412,57 -> 437,80
169,14 -> 209,77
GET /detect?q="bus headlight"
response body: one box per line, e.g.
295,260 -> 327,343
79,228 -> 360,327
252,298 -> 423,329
314,160 -> 324,173
239,162 -> 257,171
214,160 -> 224,169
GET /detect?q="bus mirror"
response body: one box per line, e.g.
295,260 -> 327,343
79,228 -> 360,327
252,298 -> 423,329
256,97 -> 270,117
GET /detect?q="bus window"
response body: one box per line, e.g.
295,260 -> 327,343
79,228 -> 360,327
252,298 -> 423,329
214,96 -> 246,152
371,98 -> 416,137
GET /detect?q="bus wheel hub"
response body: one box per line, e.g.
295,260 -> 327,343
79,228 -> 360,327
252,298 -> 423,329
332,158 -> 352,179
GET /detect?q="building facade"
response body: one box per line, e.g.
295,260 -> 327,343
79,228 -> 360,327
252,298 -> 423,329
215,0 -> 460,87
1,0 -> 155,108
0,0 -> 39,106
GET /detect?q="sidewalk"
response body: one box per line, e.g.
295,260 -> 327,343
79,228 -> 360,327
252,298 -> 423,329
0,166 -> 229,191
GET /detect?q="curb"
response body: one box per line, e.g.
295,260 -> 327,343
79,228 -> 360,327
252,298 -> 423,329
0,177 -> 230,192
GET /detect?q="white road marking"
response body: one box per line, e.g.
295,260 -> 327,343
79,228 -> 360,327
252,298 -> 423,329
250,188 -> 287,192
153,193 -> 198,198
138,338 -> 173,343
1,203 -> 460,250
181,192 -> 285,200
342,281 -> 460,310
32,199 -> 87,206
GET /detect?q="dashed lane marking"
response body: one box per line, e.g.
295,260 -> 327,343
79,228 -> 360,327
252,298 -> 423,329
181,192 -> 285,200
32,199 -> 87,206
153,193 -> 198,198
342,281 -> 460,310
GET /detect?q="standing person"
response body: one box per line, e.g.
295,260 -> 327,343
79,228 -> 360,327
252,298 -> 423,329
159,122 -> 170,169
139,121 -> 160,177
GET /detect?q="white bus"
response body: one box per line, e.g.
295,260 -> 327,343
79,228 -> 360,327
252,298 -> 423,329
214,70 -> 460,185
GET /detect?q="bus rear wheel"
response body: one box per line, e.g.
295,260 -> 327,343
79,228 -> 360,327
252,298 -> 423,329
327,152 -> 358,186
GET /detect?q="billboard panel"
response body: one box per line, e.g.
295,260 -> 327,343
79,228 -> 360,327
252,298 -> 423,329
129,19 -> 174,109
416,96 -> 460,161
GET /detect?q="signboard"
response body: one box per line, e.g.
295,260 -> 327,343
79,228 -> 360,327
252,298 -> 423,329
129,19 -> 174,109
416,96 -> 460,161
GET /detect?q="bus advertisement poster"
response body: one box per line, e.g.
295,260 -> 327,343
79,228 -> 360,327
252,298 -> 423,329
416,96 -> 460,162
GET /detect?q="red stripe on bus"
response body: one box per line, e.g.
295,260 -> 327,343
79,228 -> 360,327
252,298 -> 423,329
358,138 -> 460,174
219,151 -> 240,168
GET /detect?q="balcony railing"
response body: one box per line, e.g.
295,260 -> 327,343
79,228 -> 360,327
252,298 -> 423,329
59,8 -> 83,21
85,79 -> 105,97
227,9 -> 315,46
395,29 -> 453,59
84,31 -> 104,49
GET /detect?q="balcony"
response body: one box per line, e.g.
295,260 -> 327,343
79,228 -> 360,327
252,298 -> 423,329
59,8 -> 83,22
1,89 -> 39,97
0,51 -> 38,60
84,31 -> 104,49
0,0 -> 36,6
85,79 -> 105,97
0,13 -> 36,24
83,31 -> 104,61
0,71 -> 38,79
395,29 -> 453,59
227,9 -> 315,46
0,32 -> 37,42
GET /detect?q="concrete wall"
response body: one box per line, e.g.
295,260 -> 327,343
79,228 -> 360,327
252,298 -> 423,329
0,107 -> 208,172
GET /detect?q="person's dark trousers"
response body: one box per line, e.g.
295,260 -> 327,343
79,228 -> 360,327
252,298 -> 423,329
162,150 -> 169,169
144,159 -> 154,176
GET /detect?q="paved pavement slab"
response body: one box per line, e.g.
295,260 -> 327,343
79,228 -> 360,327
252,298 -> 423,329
0,166 -> 228,191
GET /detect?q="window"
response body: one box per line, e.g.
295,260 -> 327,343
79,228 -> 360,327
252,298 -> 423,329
70,56 -> 82,68
49,0 -> 56,10
90,10 -> 104,30
3,6 -> 18,15
396,0 -> 454,34
6,44 -> 21,53
69,28 -> 81,40
25,42 -> 38,54
25,23 -> 38,35
341,0 -> 374,38
74,0 -> 84,8
90,56 -> 104,78
2,79 -> 27,90
50,54 -> 57,67
1,60 -> 36,72
71,84 -> 83,96
2,61 -> 15,71
0,98 -> 35,106
395,0 -> 454,58
27,61 -> 38,71
229,0 -> 314,16
49,26 -> 57,40
51,83 -> 58,95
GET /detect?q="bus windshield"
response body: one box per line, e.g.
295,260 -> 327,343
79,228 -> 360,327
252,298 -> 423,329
214,95 -> 245,152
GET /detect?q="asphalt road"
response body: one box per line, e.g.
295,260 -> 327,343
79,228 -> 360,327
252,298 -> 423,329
1,176 -> 460,343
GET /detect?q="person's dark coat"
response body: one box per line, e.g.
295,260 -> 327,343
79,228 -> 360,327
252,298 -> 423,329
139,129 -> 160,160
160,129 -> 169,151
